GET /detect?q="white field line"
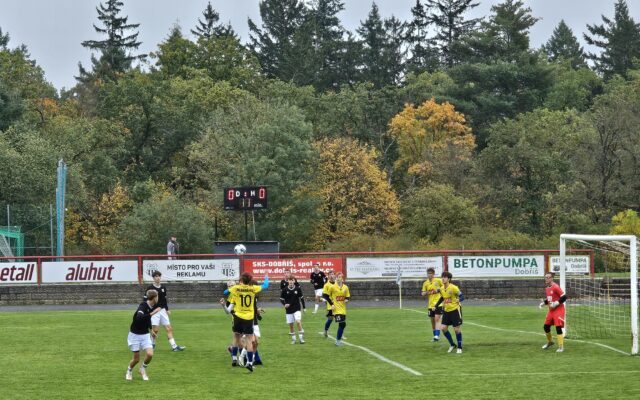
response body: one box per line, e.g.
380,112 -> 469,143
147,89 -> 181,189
317,332 -> 423,376
404,308 -> 631,356
430,370 -> 640,377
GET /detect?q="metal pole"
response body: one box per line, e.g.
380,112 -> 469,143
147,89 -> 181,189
244,209 -> 248,242
6,204 -> 10,229
49,203 -> 54,256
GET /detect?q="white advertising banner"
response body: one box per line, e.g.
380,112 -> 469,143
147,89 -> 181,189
449,255 -> 545,277
346,257 -> 444,279
42,261 -> 138,283
142,259 -> 239,281
550,256 -> 590,274
0,262 -> 37,284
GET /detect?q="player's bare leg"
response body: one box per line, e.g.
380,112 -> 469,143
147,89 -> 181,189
139,348 -> 153,380
288,322 -> 296,344
165,324 -> 185,351
126,352 -> 139,380
296,320 -> 305,343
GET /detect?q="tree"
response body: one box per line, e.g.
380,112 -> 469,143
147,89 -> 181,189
610,209 -> 640,236
405,0 -> 439,75
0,27 -> 9,48
356,3 -> 406,87
477,109 -> 583,234
584,0 -> 640,79
401,183 -> 477,242
462,0 -> 539,63
426,0 -> 480,67
0,80 -> 24,131
388,98 -> 475,189
154,25 -> 197,78
311,137 -> 400,245
78,0 -> 145,82
543,20 -> 587,69
191,1 -> 236,39
248,0 -> 308,80
544,63 -> 602,111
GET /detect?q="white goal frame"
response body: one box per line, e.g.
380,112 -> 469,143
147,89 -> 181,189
559,234 -> 638,355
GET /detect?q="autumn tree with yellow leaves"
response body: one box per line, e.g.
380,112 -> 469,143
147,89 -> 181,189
388,98 -> 475,189
312,138 -> 400,246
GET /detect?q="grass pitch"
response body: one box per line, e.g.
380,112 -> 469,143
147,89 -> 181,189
1,304 -> 639,400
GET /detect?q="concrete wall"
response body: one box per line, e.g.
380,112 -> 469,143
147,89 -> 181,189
0,278 -> 610,306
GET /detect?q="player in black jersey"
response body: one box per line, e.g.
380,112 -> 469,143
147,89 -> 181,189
310,263 -> 327,314
280,269 -> 300,290
280,276 -> 306,344
147,271 -> 185,351
126,289 -> 158,381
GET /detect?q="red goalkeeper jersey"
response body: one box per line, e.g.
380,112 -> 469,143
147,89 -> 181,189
545,282 -> 565,311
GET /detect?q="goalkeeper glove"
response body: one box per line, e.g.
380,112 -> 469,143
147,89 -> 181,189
550,301 -> 559,309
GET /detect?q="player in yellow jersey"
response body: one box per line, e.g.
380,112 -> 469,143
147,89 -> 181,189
421,267 -> 443,342
322,271 -> 336,338
220,272 -> 269,372
323,272 -> 350,346
435,271 -> 464,354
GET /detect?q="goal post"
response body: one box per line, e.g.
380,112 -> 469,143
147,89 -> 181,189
559,234 -> 638,355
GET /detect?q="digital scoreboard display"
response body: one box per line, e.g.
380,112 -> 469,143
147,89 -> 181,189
224,186 -> 268,210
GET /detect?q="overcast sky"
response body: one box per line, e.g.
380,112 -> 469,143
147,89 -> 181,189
0,0 -> 638,90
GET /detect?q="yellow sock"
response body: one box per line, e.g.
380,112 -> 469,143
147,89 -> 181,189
545,332 -> 552,343
557,334 -> 564,348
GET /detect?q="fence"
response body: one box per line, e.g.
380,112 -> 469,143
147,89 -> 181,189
0,249 -> 594,286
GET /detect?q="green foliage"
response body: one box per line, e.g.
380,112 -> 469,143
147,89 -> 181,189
191,1 -> 236,39
610,209 -> 640,236
544,64 -> 603,111
401,183 -> 477,242
543,20 -> 587,69
436,225 -> 554,250
115,192 -> 212,254
426,0 -> 480,67
0,80 -> 24,131
584,0 -> 640,79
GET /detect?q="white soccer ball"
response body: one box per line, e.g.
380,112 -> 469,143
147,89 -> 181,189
234,244 -> 247,255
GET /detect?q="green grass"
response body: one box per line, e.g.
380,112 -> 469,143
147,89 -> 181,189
1,305 -> 639,400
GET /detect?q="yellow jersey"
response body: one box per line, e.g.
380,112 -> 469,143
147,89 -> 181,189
439,283 -> 461,313
328,283 -> 350,315
229,284 -> 262,320
421,277 -> 443,309
322,281 -> 336,310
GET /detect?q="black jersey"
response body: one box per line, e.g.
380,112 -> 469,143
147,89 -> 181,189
310,271 -> 327,289
280,285 -> 306,314
130,301 -> 154,334
146,284 -> 168,310
280,278 -> 300,291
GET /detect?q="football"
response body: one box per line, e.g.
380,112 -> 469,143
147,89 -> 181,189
234,243 -> 247,255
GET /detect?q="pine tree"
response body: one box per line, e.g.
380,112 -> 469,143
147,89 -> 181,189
543,20 -> 586,69
0,28 -> 9,49
78,0 -> 145,82
357,2 -> 405,87
306,0 -> 347,91
426,0 -> 480,67
405,0 -> 439,74
248,0 -> 308,79
584,0 -> 640,79
462,0 -> 538,63
191,1 -> 236,39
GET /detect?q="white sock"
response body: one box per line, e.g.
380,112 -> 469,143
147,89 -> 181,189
169,338 -> 177,348
314,304 -> 319,312
298,330 -> 304,340
289,333 -> 296,341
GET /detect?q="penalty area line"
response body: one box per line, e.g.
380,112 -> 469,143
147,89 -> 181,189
317,332 -> 422,376
404,308 -> 631,356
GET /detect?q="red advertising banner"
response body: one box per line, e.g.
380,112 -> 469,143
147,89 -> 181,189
242,258 -> 344,280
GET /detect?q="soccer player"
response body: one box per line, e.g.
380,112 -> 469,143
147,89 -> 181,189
280,276 -> 307,344
323,272 -> 350,346
435,271 -> 463,354
280,269 -> 300,290
146,271 -> 185,351
126,289 -> 158,381
539,272 -> 568,353
421,267 -> 443,341
220,272 -> 269,372
321,271 -> 336,338
310,263 -> 328,314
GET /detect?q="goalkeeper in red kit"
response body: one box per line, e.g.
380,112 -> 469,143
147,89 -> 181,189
539,272 -> 568,353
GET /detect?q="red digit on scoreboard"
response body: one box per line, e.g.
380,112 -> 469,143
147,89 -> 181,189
259,187 -> 266,199
227,189 -> 235,201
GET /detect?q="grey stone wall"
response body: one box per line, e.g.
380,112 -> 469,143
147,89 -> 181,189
2,278 -> 634,306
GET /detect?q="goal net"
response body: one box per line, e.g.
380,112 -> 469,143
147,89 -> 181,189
559,234 -> 638,355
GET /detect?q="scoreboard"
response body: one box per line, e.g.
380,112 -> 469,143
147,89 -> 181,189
224,186 -> 268,210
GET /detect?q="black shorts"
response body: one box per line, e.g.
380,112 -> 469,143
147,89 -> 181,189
334,314 -> 346,323
326,310 -> 333,318
441,309 -> 463,327
428,307 -> 443,318
233,316 -> 254,335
